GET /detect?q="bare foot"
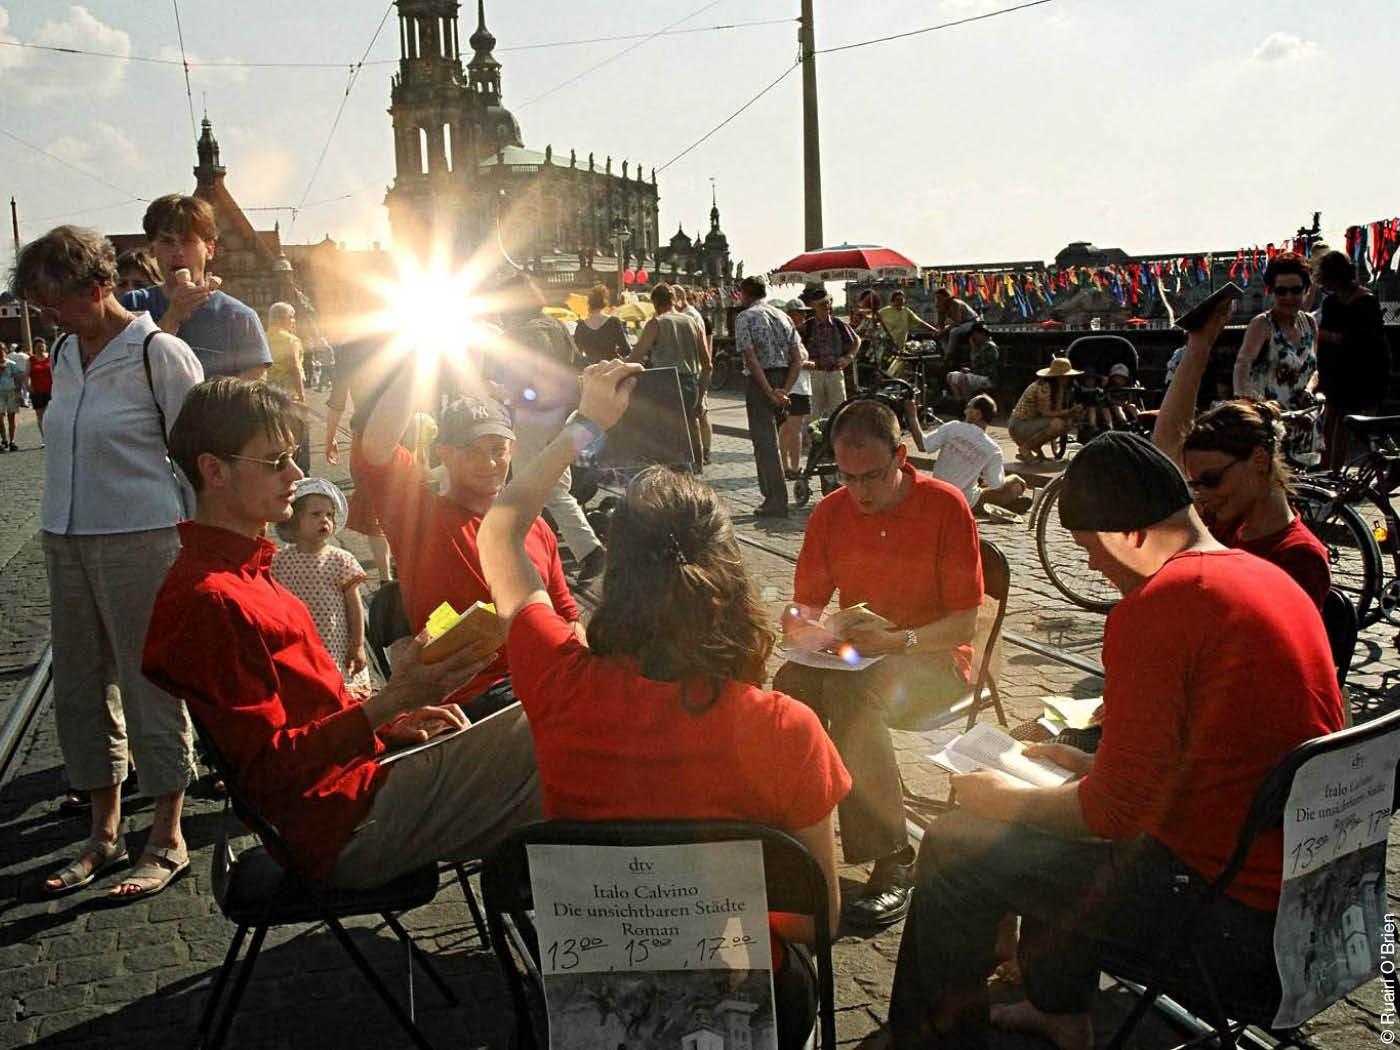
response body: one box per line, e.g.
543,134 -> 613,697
990,1001 -> 1092,1050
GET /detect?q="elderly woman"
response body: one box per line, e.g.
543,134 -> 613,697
12,226 -> 203,902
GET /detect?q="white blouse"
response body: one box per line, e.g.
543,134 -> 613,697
42,315 -> 204,535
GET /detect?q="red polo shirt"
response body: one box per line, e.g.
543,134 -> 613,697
794,464 -> 983,678
359,445 -> 578,702
1078,549 -> 1344,911
143,522 -> 387,881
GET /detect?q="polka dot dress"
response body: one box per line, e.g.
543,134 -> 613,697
271,544 -> 372,698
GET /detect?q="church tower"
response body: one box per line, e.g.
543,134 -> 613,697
384,0 -> 522,260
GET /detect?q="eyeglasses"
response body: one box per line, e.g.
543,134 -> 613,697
224,447 -> 301,472
837,456 -> 897,486
1187,457 -> 1245,491
1272,284 -> 1307,296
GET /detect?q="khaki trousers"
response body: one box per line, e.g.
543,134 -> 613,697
43,528 -> 195,797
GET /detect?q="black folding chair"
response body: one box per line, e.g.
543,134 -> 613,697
189,713 -> 458,1050
366,579 -> 412,682
360,579 -> 491,942
1321,586 -> 1359,689
1105,708 -> 1400,1050
481,820 -> 838,1050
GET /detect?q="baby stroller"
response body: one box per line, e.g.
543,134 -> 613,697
791,377 -> 922,506
1054,334 -> 1149,457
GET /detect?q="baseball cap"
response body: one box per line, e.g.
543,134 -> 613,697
1108,362 -> 1131,379
1058,431 -> 1192,533
438,396 -> 514,447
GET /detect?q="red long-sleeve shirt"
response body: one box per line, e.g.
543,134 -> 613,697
143,522 -> 388,881
1077,549 -> 1344,911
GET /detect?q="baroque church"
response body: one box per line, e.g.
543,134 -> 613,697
384,0 -> 732,291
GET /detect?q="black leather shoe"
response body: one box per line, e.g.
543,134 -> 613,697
845,852 -> 915,930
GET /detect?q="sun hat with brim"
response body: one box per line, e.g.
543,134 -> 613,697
291,477 -> 349,534
1036,357 -> 1083,379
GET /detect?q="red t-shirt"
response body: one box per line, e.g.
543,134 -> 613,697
1078,549 -> 1345,911
506,601 -> 852,830
143,522 -> 388,881
359,446 -> 578,702
794,464 -> 983,678
28,356 -> 52,395
1212,513 -> 1330,609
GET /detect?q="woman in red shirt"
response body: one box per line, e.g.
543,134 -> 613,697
480,361 -> 850,1049
27,337 -> 53,438
1152,300 -> 1330,607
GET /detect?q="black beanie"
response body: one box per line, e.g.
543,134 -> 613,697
1058,431 -> 1193,532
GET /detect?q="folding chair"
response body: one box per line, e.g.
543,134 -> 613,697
481,820 -> 839,1050
914,538 -> 1010,734
361,578 -> 491,942
1104,708 -> 1400,1050
189,713 -> 458,1050
1321,587 -> 1359,689
365,579 -> 411,681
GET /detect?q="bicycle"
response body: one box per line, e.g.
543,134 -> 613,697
1283,406 -> 1400,627
1026,472 -> 1121,612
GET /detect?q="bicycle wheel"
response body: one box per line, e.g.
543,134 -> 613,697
1034,477 -> 1119,613
1292,481 -> 1382,624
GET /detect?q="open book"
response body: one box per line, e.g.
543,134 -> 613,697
420,600 -> 504,665
781,603 -> 893,672
929,724 -> 1075,788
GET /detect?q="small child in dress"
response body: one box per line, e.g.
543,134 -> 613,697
271,477 -> 372,698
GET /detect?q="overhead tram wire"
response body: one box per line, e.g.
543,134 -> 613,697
289,1 -> 395,231
170,0 -> 199,141
0,17 -> 797,71
657,0 -> 1055,175
521,0 -> 726,108
0,125 -> 149,206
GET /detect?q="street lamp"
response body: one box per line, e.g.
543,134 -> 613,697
610,217 -> 631,302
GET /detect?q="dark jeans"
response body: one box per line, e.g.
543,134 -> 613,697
886,811 -> 1280,1048
746,368 -> 789,509
774,653 -> 967,864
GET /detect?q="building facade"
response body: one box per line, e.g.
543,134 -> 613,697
383,0 -> 730,294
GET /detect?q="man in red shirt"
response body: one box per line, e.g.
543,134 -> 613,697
143,378 -> 540,888
871,432 -> 1344,1050
775,399 -> 983,929
359,361 -> 582,715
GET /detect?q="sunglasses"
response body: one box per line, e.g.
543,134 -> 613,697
1187,457 -> 1245,491
225,447 -> 301,472
1271,284 -> 1307,296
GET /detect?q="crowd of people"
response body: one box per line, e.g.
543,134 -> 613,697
5,202 -> 1377,1050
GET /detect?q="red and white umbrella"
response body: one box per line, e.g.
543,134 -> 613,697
769,243 -> 920,284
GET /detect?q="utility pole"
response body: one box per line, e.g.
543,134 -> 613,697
10,198 -> 33,353
799,0 -> 823,250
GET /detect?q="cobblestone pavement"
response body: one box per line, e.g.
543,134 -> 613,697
0,387 -> 1388,1048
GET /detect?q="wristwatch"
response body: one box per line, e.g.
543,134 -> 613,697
904,628 -> 919,651
563,410 -> 605,453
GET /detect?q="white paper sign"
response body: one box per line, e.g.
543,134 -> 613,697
528,841 -> 779,1050
1272,732 -> 1399,1028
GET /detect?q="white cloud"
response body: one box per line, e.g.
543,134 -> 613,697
0,7 -> 23,74
939,0 -> 1005,18
1250,31 -> 1319,64
46,120 -> 143,170
157,44 -> 249,85
6,5 -> 132,102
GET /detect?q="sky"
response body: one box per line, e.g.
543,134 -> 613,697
2,0 -> 1396,281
